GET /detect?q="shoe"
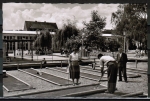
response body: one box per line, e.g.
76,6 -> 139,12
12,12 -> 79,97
115,88 -> 117,90
118,80 -> 122,82
125,81 -> 128,83
76,82 -> 81,85
105,91 -> 114,94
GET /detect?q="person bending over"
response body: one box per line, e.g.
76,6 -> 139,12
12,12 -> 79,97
98,54 -> 118,93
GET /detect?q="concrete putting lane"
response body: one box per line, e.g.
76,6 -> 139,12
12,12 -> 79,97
18,68 -> 72,86
3,73 -> 33,92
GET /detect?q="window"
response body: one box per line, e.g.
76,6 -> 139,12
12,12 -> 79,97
4,36 -> 6,39
7,36 -> 9,40
10,36 -> 12,40
10,42 -> 12,50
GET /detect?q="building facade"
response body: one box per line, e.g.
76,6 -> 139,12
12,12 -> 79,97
3,21 -> 58,53
3,31 -> 36,52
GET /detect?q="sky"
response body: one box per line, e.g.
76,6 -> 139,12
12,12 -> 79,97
3,3 -> 120,31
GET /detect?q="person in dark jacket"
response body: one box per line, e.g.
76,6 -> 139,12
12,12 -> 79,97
116,48 -> 128,83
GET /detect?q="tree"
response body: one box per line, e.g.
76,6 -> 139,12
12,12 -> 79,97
33,30 -> 52,54
65,35 -> 82,53
111,4 -> 147,52
83,10 -> 106,49
55,18 -> 79,49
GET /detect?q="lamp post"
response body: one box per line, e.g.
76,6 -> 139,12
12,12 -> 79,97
123,31 -> 126,53
36,30 -> 40,61
81,33 -> 85,58
31,41 -> 34,61
51,32 -> 55,61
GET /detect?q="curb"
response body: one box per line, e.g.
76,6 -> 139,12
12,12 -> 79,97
61,88 -> 107,97
5,83 -> 100,97
121,92 -> 143,97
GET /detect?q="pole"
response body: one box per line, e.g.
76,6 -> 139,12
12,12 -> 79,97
124,36 -> 126,53
13,42 -> 16,58
31,42 -> 33,61
37,51 -> 38,61
22,41 -> 23,60
81,38 -> 83,58
148,34 -> 150,97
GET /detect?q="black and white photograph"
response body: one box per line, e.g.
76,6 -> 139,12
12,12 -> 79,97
2,3 -> 148,98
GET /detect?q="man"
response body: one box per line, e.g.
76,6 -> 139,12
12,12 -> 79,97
42,58 -> 47,64
116,48 -> 128,83
98,54 -> 118,94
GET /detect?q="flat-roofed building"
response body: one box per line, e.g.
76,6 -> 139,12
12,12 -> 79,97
3,21 -> 58,53
3,31 -> 36,52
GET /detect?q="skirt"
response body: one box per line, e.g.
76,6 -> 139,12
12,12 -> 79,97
69,61 -> 80,79
107,61 -> 118,93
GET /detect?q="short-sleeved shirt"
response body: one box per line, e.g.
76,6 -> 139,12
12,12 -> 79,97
70,52 -> 79,61
99,56 -> 115,67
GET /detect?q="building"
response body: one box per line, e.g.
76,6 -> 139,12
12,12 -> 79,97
24,21 -> 58,31
3,31 -> 36,52
3,21 -> 58,53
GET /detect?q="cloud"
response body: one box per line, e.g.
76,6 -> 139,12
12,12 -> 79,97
3,3 -> 119,30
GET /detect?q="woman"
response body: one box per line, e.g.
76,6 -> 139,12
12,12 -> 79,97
68,47 -> 81,86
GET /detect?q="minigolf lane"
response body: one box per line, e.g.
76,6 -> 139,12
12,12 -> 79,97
46,67 -> 108,81
3,73 -> 34,92
81,66 -> 142,78
19,83 -> 107,98
18,68 -> 72,86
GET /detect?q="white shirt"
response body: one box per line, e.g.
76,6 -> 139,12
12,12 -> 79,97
99,56 -> 115,67
120,53 -> 122,57
70,52 -> 79,61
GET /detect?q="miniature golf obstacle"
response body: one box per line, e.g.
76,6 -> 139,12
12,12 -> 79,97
3,70 -> 7,78
37,71 -> 42,75
30,67 -> 34,69
30,67 -> 42,75
36,69 -> 42,75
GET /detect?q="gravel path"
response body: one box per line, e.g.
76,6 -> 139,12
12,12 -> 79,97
3,61 -> 148,97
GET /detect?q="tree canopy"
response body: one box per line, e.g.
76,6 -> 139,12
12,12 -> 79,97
111,4 -> 147,51
83,10 -> 106,49
55,18 -> 79,50
33,30 -> 52,52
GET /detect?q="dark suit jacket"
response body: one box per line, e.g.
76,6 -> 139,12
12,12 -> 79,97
116,53 -> 128,68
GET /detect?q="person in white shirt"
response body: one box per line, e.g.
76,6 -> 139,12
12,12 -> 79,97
98,53 -> 118,94
68,46 -> 81,86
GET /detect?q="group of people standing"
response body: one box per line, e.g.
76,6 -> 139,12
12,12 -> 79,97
67,47 -> 128,94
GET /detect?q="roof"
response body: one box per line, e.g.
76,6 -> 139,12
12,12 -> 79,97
24,21 -> 58,31
3,31 -> 56,35
3,31 -> 37,35
101,33 -> 122,37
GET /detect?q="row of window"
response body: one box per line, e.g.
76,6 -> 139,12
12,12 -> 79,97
5,42 -> 32,50
4,36 -> 33,40
4,36 -> 33,51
